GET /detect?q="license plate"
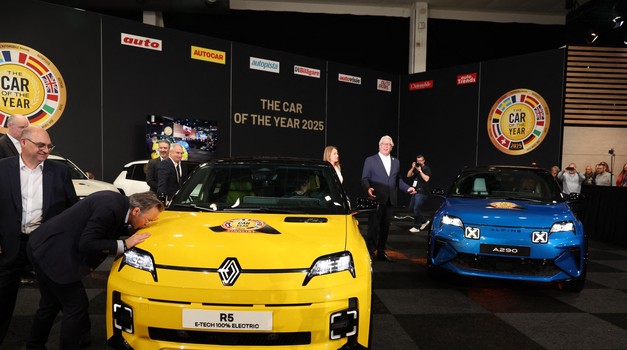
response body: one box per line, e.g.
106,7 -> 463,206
480,244 -> 530,257
182,309 -> 273,331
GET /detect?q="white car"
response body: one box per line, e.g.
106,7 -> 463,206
113,159 -> 150,196
47,155 -> 119,199
113,159 -> 204,196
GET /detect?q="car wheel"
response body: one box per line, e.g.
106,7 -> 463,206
559,277 -> 586,292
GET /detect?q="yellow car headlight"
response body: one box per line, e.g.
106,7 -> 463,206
303,252 -> 355,286
121,248 -> 158,281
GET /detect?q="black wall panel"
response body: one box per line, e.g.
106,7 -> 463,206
326,62 -> 400,200
477,49 -> 565,169
230,43 -> 326,158
401,63 -> 481,194
2,1 -> 102,176
101,17 -> 231,181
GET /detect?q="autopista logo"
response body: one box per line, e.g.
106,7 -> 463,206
0,43 -> 66,132
487,88 -> 550,155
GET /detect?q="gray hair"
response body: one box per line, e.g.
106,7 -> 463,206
379,135 -> 394,147
129,191 -> 165,212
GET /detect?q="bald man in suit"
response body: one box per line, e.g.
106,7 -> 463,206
0,125 -> 78,346
0,114 -> 29,158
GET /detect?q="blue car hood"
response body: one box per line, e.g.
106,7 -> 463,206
440,197 -> 575,228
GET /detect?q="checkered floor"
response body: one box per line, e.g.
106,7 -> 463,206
8,212 -> 627,349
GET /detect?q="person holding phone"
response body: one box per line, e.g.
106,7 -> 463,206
557,163 -> 585,194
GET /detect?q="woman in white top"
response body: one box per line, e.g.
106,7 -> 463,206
323,145 -> 343,183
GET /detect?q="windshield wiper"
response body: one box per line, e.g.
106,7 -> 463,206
169,203 -> 216,212
224,207 -> 303,214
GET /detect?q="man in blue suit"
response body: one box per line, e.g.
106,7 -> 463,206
0,125 -> 78,346
361,135 -> 415,262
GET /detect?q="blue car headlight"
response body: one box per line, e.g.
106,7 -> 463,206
119,247 -> 158,282
441,214 -> 464,228
550,221 -> 576,234
303,252 -> 355,286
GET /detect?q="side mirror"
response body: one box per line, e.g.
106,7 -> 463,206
431,188 -> 446,196
352,197 -> 378,213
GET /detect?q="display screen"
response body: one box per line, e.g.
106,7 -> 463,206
146,115 -> 217,162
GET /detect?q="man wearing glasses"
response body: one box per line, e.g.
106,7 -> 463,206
0,125 -> 79,346
26,190 -> 164,349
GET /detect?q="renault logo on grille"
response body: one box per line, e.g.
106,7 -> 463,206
218,258 -> 242,286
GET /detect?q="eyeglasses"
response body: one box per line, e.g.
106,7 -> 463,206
24,138 -> 55,151
141,213 -> 157,225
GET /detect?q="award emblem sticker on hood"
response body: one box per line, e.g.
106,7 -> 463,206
488,201 -> 523,209
210,218 -> 280,234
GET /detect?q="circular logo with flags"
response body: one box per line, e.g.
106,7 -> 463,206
487,88 -> 550,155
0,43 -> 66,133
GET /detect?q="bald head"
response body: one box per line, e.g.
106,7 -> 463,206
20,125 -> 53,169
6,114 -> 29,139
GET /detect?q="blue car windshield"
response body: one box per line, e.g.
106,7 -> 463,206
170,160 -> 349,214
450,168 -> 564,202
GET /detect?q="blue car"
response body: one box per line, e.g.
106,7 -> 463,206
427,165 -> 587,292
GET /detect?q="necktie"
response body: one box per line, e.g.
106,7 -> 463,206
176,164 -> 181,184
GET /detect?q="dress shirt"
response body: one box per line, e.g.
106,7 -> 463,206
20,158 -> 44,234
378,152 -> 391,176
8,134 -> 21,153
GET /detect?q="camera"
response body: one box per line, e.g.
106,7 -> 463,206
566,167 -> 574,171
609,148 -> 615,155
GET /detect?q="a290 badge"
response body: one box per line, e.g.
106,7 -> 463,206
487,88 -> 550,155
0,42 -> 66,133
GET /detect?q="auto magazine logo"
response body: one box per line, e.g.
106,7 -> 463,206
338,73 -> 361,85
294,65 -> 320,78
487,88 -> 550,155
456,73 -> 477,85
409,80 -> 433,91
120,33 -> 162,51
250,57 -> 280,74
0,43 -> 66,132
191,46 -> 226,64
377,79 -> 392,92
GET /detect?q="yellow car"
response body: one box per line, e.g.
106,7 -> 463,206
107,157 -> 374,349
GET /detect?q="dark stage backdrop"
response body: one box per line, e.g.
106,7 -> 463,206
230,43 -> 326,158
326,62 -> 400,201
2,1 -> 102,176
401,49 -> 565,206
477,49 -> 565,169
101,17 -> 231,181
3,0 -> 567,202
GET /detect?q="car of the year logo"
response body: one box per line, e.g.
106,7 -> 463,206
106,157 -> 375,349
427,165 -> 587,292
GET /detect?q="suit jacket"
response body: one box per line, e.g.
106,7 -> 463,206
145,157 -> 163,192
0,156 -> 79,266
361,153 -> 409,206
28,191 -> 130,284
157,158 -> 187,198
0,134 -> 19,159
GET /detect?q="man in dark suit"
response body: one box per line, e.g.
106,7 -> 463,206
361,135 -> 415,262
157,143 -> 186,202
26,191 -> 164,349
146,139 -> 170,192
0,113 -> 29,158
0,125 -> 78,346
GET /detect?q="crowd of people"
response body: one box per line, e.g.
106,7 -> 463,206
552,161 -> 627,193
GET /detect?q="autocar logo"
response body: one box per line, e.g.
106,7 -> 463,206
465,227 -> 480,239
532,231 -> 548,244
218,258 -> 241,286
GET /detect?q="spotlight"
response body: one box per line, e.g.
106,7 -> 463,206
586,31 -> 599,44
612,16 -> 624,29
609,148 -> 615,155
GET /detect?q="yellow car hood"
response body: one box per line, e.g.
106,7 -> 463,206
138,211 -> 350,268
